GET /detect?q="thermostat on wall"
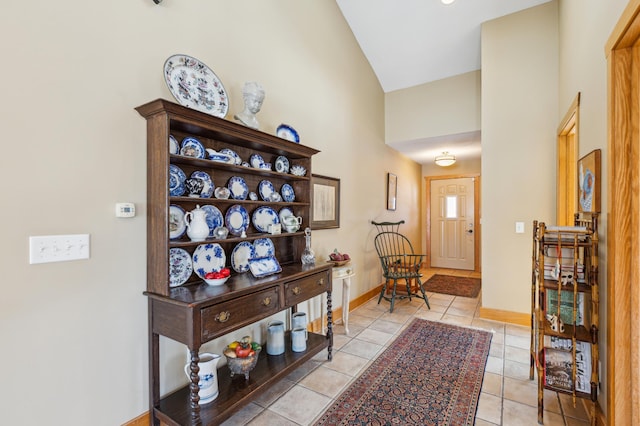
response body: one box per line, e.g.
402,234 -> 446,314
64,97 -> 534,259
115,202 -> 136,218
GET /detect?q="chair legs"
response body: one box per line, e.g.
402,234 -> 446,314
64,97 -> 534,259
378,276 -> 431,313
377,279 -> 389,305
416,277 -> 431,310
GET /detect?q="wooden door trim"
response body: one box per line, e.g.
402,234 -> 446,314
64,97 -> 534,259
557,93 -> 580,226
606,1 -> 640,424
425,174 -> 481,272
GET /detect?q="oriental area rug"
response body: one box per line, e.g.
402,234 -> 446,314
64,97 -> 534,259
314,319 -> 492,426
424,274 -> 481,298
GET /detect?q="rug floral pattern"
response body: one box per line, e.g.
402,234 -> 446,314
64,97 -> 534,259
314,319 -> 491,426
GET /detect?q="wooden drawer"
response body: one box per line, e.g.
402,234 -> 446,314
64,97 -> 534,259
201,287 -> 279,341
284,271 -> 331,307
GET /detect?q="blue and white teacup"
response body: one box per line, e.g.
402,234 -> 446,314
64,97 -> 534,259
185,178 -> 205,197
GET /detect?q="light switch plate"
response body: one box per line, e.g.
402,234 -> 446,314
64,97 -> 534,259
29,234 -> 90,264
515,222 -> 525,234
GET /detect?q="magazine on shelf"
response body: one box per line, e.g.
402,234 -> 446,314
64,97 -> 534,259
542,246 -> 586,282
546,289 -> 585,326
544,226 -> 589,242
543,341 -> 592,394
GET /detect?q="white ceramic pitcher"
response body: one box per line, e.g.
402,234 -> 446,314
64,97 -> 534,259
183,353 -> 220,404
184,204 -> 209,242
266,320 -> 285,356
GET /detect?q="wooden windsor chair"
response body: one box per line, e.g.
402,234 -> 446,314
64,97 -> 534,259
371,221 -> 430,313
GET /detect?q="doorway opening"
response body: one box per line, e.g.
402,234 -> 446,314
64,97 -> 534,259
425,174 -> 481,272
557,93 -> 580,226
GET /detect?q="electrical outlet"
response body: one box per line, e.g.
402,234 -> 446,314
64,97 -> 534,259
29,234 -> 90,264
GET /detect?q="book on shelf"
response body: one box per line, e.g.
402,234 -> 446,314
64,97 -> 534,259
544,348 -> 573,391
543,340 -> 592,394
546,289 -> 585,326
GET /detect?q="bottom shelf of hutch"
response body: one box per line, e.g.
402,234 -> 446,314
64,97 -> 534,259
155,332 -> 331,426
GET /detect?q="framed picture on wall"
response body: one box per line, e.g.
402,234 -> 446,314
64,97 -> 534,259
387,173 -> 397,211
577,149 -> 601,213
310,174 -> 340,229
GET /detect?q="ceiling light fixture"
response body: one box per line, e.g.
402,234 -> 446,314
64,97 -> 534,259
441,0 -> 455,5
435,152 -> 456,167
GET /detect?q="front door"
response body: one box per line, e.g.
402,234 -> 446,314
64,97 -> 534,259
430,177 -> 475,270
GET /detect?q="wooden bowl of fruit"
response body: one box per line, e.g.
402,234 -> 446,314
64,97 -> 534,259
327,249 -> 351,267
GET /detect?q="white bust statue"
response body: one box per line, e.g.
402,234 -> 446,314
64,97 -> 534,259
234,82 -> 265,130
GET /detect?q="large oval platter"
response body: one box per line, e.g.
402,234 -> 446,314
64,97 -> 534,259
163,54 -> 229,118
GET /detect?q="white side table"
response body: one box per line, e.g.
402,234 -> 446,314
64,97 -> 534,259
322,262 -> 356,335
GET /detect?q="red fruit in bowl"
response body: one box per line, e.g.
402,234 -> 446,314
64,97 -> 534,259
206,268 -> 231,280
342,253 -> 350,261
330,253 -> 343,261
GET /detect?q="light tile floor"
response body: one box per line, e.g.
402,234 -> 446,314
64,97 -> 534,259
221,268 -> 592,426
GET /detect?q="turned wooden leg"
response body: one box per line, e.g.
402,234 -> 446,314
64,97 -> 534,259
188,349 -> 201,421
326,290 -> 333,361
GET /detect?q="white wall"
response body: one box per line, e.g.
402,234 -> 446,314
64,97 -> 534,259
481,2 -> 559,314
0,1 -> 422,424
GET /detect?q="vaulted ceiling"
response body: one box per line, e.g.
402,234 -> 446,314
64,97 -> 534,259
336,0 -> 553,164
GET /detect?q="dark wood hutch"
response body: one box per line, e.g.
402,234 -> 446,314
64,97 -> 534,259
136,99 -> 333,425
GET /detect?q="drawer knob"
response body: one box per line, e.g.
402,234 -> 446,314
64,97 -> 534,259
292,286 -> 301,295
262,297 -> 272,306
215,311 -> 230,323
318,278 -> 324,285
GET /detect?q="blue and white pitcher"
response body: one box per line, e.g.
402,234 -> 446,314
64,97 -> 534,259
183,352 -> 220,404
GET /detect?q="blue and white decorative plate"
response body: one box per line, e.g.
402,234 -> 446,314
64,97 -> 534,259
254,238 -> 275,257
258,180 -> 276,201
201,205 -> 224,236
275,156 -> 290,173
281,183 -> 295,202
191,171 -> 214,198
252,206 -> 280,233
278,207 -> 294,223
180,137 -> 206,159
276,124 -> 300,143
290,165 -> 307,176
169,164 -> 187,196
227,176 -> 249,200
231,241 -> 256,273
208,152 -> 233,163
169,205 -> 187,240
192,243 -> 226,279
169,248 -> 192,287
220,148 -> 242,165
163,54 -> 229,118
169,135 -> 179,154
249,256 -> 282,278
225,204 -> 250,236
250,153 -> 265,169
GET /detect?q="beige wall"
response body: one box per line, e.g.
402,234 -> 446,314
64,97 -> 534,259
385,71 -> 481,143
481,2 -> 559,313
0,1 -> 422,424
557,0 -> 628,415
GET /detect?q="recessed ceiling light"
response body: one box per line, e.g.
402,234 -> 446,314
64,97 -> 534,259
441,0 -> 455,4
